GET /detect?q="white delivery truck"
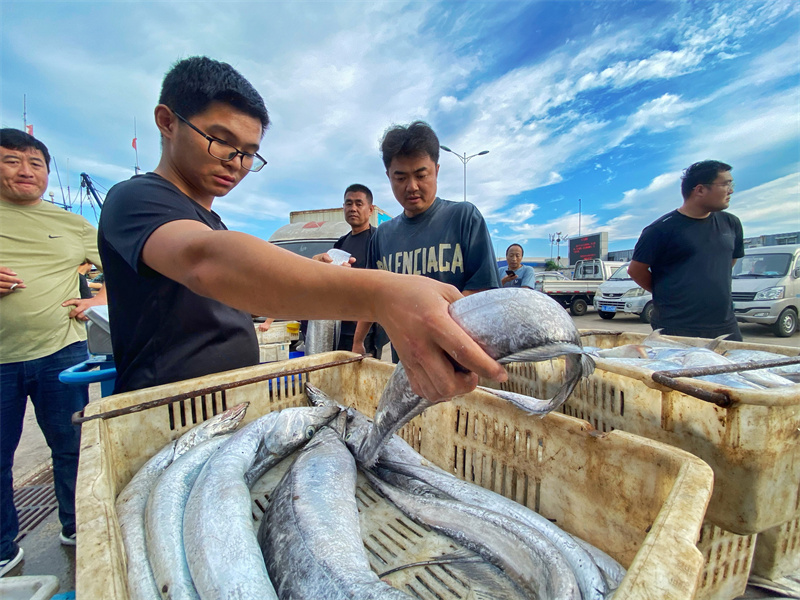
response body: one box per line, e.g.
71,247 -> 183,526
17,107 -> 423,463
732,243 -> 800,337
593,263 -> 654,323
538,259 -> 625,316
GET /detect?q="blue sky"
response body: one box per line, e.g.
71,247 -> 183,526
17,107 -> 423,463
2,0 -> 799,260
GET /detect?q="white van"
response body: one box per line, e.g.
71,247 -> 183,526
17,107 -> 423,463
593,262 -> 654,322
732,243 -> 800,337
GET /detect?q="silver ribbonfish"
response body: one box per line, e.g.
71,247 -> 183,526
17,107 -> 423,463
184,406 -> 340,600
259,427 -> 413,599
145,435 -> 230,600
116,403 -> 248,600
357,288 -> 595,466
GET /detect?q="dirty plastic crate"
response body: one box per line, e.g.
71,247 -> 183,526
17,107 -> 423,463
490,331 -> 800,598
494,330 -> 800,536
258,341 -> 290,363
254,320 -> 300,345
695,522 -> 757,600
752,516 -> 800,580
76,352 -> 713,600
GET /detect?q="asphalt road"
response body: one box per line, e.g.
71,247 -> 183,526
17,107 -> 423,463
572,309 -> 800,349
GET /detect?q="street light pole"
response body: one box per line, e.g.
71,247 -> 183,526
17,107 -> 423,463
440,145 -> 490,202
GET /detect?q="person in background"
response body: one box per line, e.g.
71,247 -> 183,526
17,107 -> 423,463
628,160 -> 743,341
77,261 -> 94,299
312,183 -> 387,357
0,128 -> 107,576
353,121 -> 500,361
98,57 -> 506,403
499,244 -> 535,288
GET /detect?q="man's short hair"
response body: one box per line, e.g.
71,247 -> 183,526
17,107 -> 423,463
0,128 -> 51,173
159,56 -> 270,133
380,120 -> 439,168
681,160 -> 732,199
344,183 -> 373,204
506,243 -> 524,256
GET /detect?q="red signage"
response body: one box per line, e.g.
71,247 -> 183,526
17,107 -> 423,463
569,234 -> 601,263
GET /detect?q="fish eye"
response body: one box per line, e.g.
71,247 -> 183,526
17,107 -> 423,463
345,432 -> 352,441
305,426 -> 316,439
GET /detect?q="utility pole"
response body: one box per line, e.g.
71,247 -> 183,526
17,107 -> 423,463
440,146 -> 490,202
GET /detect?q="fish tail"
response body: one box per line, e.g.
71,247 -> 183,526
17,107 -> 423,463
549,352 -> 594,410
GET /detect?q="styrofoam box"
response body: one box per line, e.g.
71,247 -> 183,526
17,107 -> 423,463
254,320 -> 300,345
0,575 -> 59,600
75,352 -> 714,600
259,342 -> 289,363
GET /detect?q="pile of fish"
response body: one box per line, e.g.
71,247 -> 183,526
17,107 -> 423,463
117,389 -> 623,600
115,288 -> 607,599
583,330 -> 800,390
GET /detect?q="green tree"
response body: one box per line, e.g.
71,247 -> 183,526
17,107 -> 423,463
544,259 -> 559,271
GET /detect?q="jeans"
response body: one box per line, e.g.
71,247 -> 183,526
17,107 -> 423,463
0,341 -> 89,557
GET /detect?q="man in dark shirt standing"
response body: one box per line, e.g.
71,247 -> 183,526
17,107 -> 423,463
629,160 -> 744,341
353,121 -> 499,360
320,183 -> 386,357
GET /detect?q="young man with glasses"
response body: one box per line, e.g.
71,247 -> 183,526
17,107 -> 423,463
628,160 -> 744,341
99,57 -> 506,399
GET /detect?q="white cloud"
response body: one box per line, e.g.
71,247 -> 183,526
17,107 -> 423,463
731,173 -> 800,236
439,96 -> 458,111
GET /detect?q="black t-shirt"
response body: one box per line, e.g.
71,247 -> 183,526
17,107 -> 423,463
367,197 -> 499,291
98,172 -> 258,393
334,226 -> 375,269
333,226 -> 375,339
632,209 -> 744,332
78,274 -> 92,299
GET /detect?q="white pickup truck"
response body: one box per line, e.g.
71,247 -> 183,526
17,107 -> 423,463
537,259 -> 625,316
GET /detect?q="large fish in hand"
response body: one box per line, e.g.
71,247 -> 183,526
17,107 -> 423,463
357,288 -> 595,466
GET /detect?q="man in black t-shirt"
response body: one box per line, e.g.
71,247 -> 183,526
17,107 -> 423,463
353,121 -> 499,361
311,183 -> 386,357
629,160 -> 744,341
98,56 -> 507,400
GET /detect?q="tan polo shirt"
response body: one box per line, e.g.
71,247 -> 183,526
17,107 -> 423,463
0,200 -> 102,363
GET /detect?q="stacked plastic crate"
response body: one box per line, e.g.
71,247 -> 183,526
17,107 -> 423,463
491,332 -> 800,600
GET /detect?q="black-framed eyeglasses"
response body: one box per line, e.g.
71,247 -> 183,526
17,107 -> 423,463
173,111 -> 267,172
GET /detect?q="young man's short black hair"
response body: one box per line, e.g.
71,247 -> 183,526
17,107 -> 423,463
380,120 -> 440,169
344,183 -> 373,204
506,243 -> 524,256
681,160 -> 732,200
0,128 -> 51,173
159,56 -> 270,134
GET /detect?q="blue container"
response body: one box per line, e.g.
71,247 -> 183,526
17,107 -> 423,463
59,355 -> 117,397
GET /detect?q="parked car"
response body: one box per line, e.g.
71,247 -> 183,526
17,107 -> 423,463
533,271 -> 569,290
732,243 -> 800,337
593,263 -> 654,323
267,221 -> 351,258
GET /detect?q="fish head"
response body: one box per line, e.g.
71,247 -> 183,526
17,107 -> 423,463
304,382 -> 338,408
255,405 -> 341,457
175,402 -> 249,453
341,407 -> 372,455
449,288 -> 581,360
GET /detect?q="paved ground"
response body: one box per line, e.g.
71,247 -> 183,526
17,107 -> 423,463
572,309 -> 800,348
